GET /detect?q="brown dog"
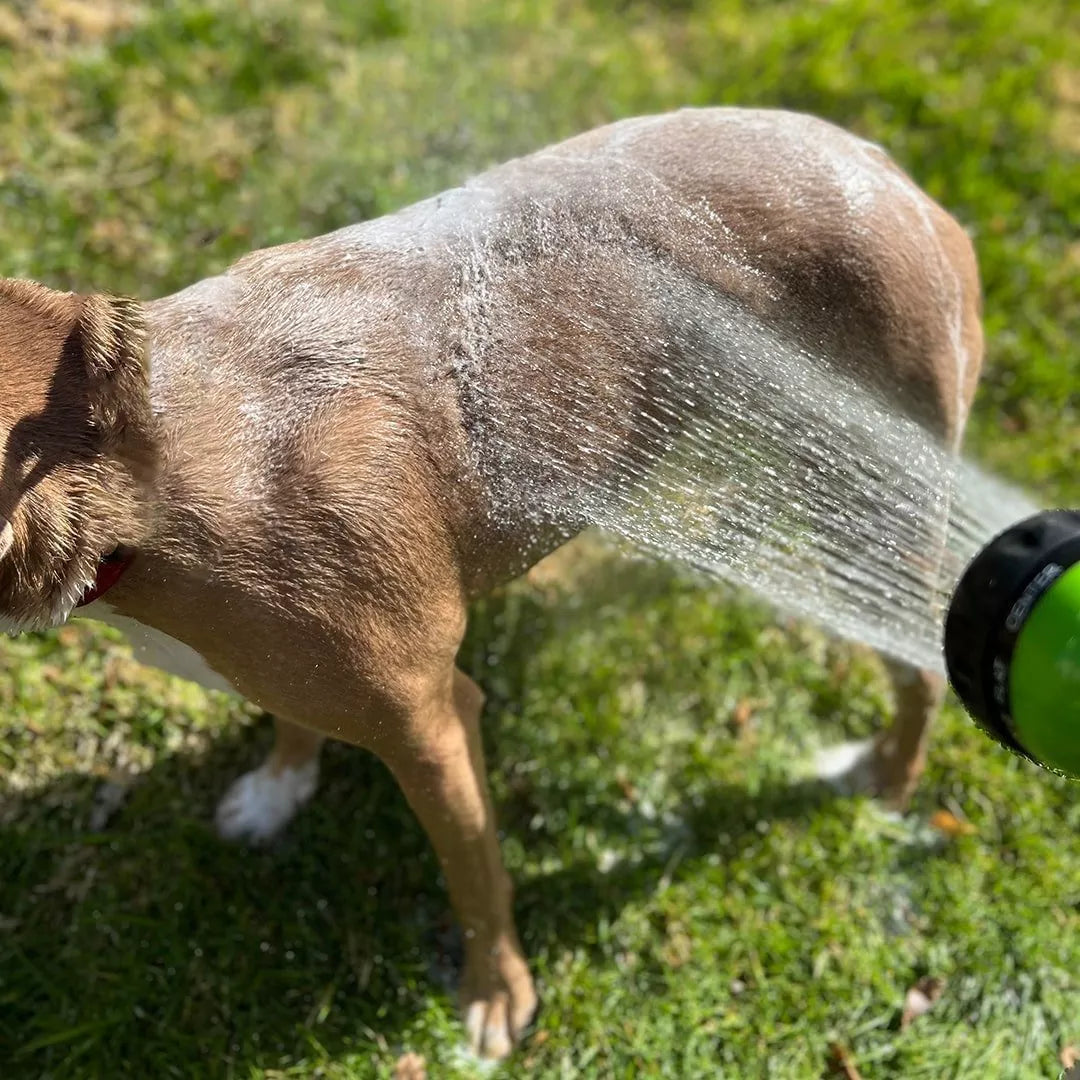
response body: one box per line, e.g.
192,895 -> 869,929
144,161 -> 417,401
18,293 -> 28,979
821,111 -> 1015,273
0,108 -> 981,1059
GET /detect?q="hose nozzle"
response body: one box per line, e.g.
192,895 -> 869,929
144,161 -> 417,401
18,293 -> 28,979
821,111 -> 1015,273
945,509 -> 1080,778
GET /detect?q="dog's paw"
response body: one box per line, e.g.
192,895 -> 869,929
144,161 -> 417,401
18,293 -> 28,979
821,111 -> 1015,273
215,760 -> 318,844
460,941 -> 537,1060
815,737 -> 878,794
814,736 -> 919,811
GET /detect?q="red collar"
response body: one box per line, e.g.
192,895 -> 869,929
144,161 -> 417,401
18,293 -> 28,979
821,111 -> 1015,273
77,546 -> 136,607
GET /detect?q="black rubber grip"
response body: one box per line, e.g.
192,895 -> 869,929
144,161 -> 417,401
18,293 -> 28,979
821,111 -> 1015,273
944,509 -> 1080,756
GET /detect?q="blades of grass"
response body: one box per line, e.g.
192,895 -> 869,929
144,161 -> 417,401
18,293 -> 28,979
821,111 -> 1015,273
16,1013 -> 125,1057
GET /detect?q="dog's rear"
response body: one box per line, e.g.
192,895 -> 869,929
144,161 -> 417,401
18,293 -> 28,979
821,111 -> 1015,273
443,108 -> 981,482
429,108 -> 983,803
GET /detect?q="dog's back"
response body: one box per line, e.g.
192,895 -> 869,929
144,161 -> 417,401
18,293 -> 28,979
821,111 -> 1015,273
150,108 -> 980,592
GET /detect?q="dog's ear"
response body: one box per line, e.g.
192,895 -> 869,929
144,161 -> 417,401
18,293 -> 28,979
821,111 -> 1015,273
74,293 -> 154,463
0,280 -> 157,475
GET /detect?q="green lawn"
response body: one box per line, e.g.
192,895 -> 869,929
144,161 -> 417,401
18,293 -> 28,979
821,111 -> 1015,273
1,1 -> 1078,1077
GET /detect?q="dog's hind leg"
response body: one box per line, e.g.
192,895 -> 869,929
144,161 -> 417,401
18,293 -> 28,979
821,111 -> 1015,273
216,717 -> 324,843
871,662 -> 945,807
816,203 -> 984,809
815,663 -> 944,810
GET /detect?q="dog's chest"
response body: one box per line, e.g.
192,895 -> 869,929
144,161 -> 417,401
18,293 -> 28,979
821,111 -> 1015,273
79,602 -> 237,696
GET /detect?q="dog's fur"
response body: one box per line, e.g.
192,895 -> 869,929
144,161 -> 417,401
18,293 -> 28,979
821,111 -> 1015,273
0,109 -> 982,1058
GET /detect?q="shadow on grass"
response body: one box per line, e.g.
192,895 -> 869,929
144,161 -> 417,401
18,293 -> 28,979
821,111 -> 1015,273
0,562 -> 861,1077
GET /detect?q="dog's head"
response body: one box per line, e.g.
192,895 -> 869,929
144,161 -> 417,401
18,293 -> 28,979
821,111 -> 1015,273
0,279 -> 157,631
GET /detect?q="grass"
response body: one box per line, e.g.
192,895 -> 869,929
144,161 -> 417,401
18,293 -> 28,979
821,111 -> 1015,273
0,0 -> 1078,1076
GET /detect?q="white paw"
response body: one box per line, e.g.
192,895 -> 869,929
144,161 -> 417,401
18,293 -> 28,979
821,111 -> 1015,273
215,760 -> 319,844
814,737 -> 877,794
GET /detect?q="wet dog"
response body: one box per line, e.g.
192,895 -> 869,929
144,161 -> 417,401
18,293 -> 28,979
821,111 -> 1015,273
0,108 -> 982,1058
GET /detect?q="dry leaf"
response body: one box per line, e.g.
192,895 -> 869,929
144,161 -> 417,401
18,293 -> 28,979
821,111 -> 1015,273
660,921 -> 693,968
826,1041 -> 864,1080
901,975 -> 945,1030
929,809 -> 976,838
732,700 -> 754,728
1061,1044 -> 1079,1070
615,772 -> 637,801
521,1028 -> 551,1067
55,625 -> 83,647
392,1052 -> 426,1080
731,697 -> 767,731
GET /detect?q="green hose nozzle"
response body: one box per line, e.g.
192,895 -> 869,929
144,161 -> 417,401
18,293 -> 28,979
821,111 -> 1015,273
945,509 -> 1080,778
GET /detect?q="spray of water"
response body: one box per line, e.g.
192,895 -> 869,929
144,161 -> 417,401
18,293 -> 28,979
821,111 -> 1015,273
324,114 -> 1038,671
459,271 -> 1034,673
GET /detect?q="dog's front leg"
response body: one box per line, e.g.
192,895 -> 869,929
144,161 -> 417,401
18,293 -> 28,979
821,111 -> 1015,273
216,718 -> 325,843
376,666 -> 536,1060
